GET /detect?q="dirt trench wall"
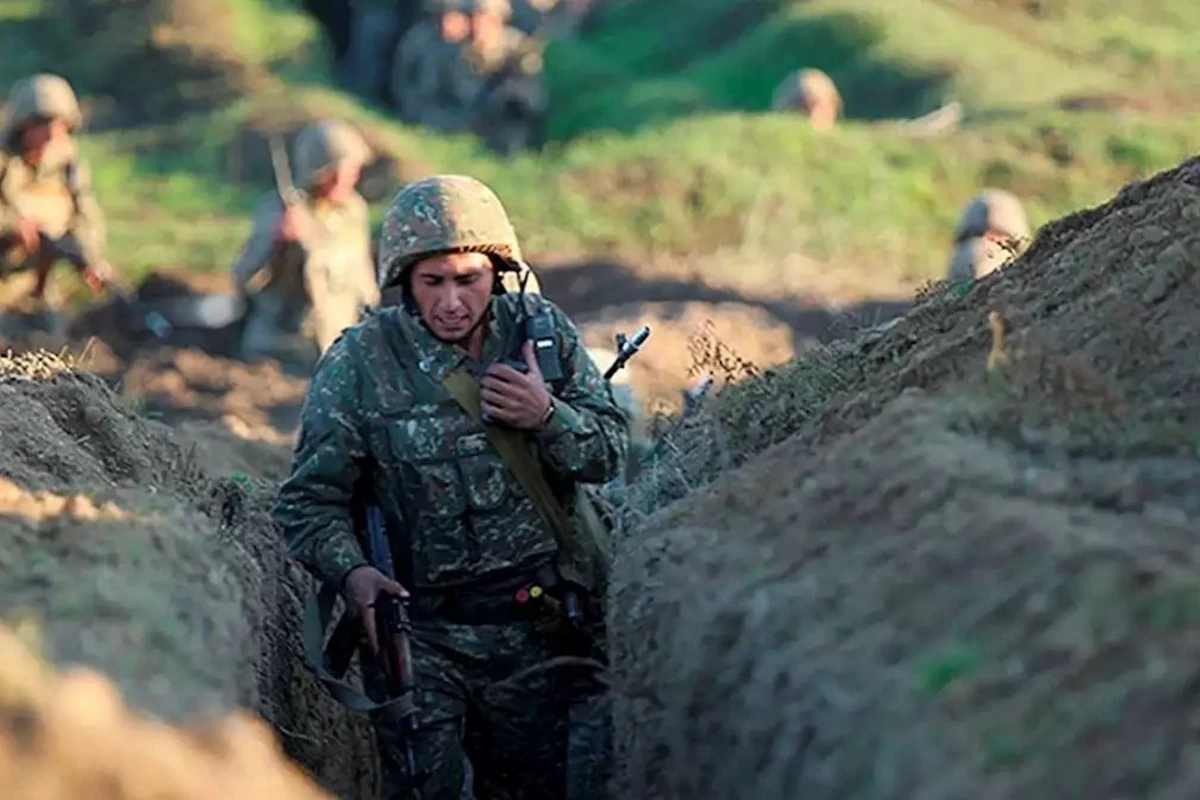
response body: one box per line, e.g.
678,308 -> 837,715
608,157 -> 1200,798
0,351 -> 376,797
0,623 -> 334,799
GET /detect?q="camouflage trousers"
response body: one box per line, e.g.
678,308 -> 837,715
363,617 -> 611,800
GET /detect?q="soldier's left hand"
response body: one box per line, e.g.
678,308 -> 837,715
481,340 -> 554,430
81,261 -> 112,293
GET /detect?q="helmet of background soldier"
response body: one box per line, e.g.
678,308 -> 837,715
771,68 -> 842,125
472,0 -> 513,18
952,189 -> 1029,243
292,119 -> 372,191
1,73 -> 83,144
377,174 -> 525,290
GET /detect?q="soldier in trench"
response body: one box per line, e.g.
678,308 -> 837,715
230,118 -> 379,360
945,189 -> 1031,282
0,73 -> 111,316
771,68 -> 842,130
275,174 -> 628,798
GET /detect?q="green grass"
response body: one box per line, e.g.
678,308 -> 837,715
1,0 -> 1198,297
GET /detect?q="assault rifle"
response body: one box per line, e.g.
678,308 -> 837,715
363,503 -> 425,797
6,231 -> 173,339
603,325 -> 650,381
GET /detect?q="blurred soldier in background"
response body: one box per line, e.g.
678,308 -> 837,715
946,189 -> 1030,282
0,73 -> 110,313
463,0 -> 548,154
391,0 -> 476,129
392,0 -> 546,154
771,68 -> 842,131
231,119 -> 378,360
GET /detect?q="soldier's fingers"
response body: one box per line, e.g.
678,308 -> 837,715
481,385 -> 523,408
384,579 -> 409,598
482,399 -> 520,424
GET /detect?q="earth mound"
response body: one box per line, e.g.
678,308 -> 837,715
0,623 -> 332,798
55,0 -> 269,122
0,351 -> 375,796
609,156 -> 1200,798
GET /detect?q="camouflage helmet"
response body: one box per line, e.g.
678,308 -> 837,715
2,74 -> 82,142
377,174 -> 523,288
293,119 -> 371,190
472,0 -> 513,17
953,189 -> 1029,243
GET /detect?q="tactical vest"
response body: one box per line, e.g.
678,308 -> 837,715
351,302 -> 561,588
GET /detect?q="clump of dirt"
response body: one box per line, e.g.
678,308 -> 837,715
0,622 -> 334,798
0,351 -> 375,796
610,156 -> 1200,797
54,0 -> 270,123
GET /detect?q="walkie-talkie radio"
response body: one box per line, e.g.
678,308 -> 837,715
483,303 -> 564,425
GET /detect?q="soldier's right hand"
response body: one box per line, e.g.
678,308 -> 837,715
343,566 -> 409,653
275,204 -> 308,243
14,217 -> 40,252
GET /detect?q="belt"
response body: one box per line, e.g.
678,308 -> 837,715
413,563 -> 569,626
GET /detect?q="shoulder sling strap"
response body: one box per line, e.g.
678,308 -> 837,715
441,368 -> 599,591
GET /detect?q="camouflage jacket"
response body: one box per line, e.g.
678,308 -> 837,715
274,293 -> 630,590
230,190 -> 378,327
0,140 -> 106,266
391,21 -> 474,131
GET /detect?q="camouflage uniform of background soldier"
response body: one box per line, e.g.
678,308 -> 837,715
230,119 -> 379,360
508,0 -> 560,33
391,0 -> 476,130
463,0 -> 548,155
771,68 -> 842,131
945,189 -> 1030,282
0,73 -> 111,312
274,174 -> 628,799
392,0 -> 546,155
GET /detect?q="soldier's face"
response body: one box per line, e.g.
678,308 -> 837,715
19,117 -> 69,159
809,102 -> 837,130
410,251 -> 494,342
440,11 -> 470,43
314,159 -> 363,202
